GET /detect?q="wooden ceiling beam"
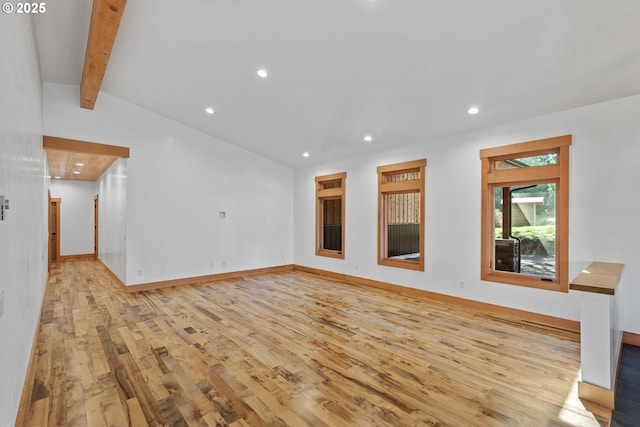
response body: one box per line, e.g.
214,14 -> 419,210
80,0 -> 127,110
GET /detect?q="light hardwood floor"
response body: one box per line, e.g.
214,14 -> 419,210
18,259 -> 610,426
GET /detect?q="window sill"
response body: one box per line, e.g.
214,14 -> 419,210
316,250 -> 344,259
482,271 -> 567,292
379,258 -> 424,271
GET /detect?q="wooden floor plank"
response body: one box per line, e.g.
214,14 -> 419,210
18,259 -> 611,426
126,397 -> 150,427
26,398 -> 49,427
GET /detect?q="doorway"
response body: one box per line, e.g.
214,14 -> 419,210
94,195 -> 98,257
49,197 -> 61,268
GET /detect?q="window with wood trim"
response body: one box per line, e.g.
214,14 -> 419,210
315,172 -> 346,258
480,135 -> 571,292
377,159 -> 426,271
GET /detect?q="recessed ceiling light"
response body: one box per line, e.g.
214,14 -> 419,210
302,152 -> 310,158
364,135 -> 373,142
75,162 -> 84,167
468,106 -> 480,115
205,107 -> 215,115
257,68 -> 268,78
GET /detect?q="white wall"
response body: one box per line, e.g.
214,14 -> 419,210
294,94 -> 640,334
49,180 -> 96,256
0,15 -> 47,427
43,83 -> 294,286
96,158 -> 127,283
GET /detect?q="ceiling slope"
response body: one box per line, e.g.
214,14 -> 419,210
34,1 -> 640,167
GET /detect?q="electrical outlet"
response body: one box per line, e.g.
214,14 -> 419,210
459,281 -> 465,289
219,211 -> 226,219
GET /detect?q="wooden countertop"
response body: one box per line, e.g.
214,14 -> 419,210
569,261 -> 624,295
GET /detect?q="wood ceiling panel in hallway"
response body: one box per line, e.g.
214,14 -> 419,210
44,135 -> 129,181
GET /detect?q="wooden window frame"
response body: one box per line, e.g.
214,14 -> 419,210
480,135 -> 571,292
377,159 -> 426,271
315,172 -> 346,259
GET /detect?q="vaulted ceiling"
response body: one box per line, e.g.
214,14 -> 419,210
34,1 -> 640,167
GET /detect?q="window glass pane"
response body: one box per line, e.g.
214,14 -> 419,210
493,183 -> 556,278
385,192 -> 420,261
385,170 -> 421,182
322,181 -> 341,189
322,198 -> 341,251
494,153 -> 558,170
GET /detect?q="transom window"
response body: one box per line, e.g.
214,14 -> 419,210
377,159 -> 426,271
315,172 -> 346,259
480,135 -> 571,292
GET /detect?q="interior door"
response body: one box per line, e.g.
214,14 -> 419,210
49,198 -> 60,264
47,192 -> 51,271
94,195 -> 98,257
